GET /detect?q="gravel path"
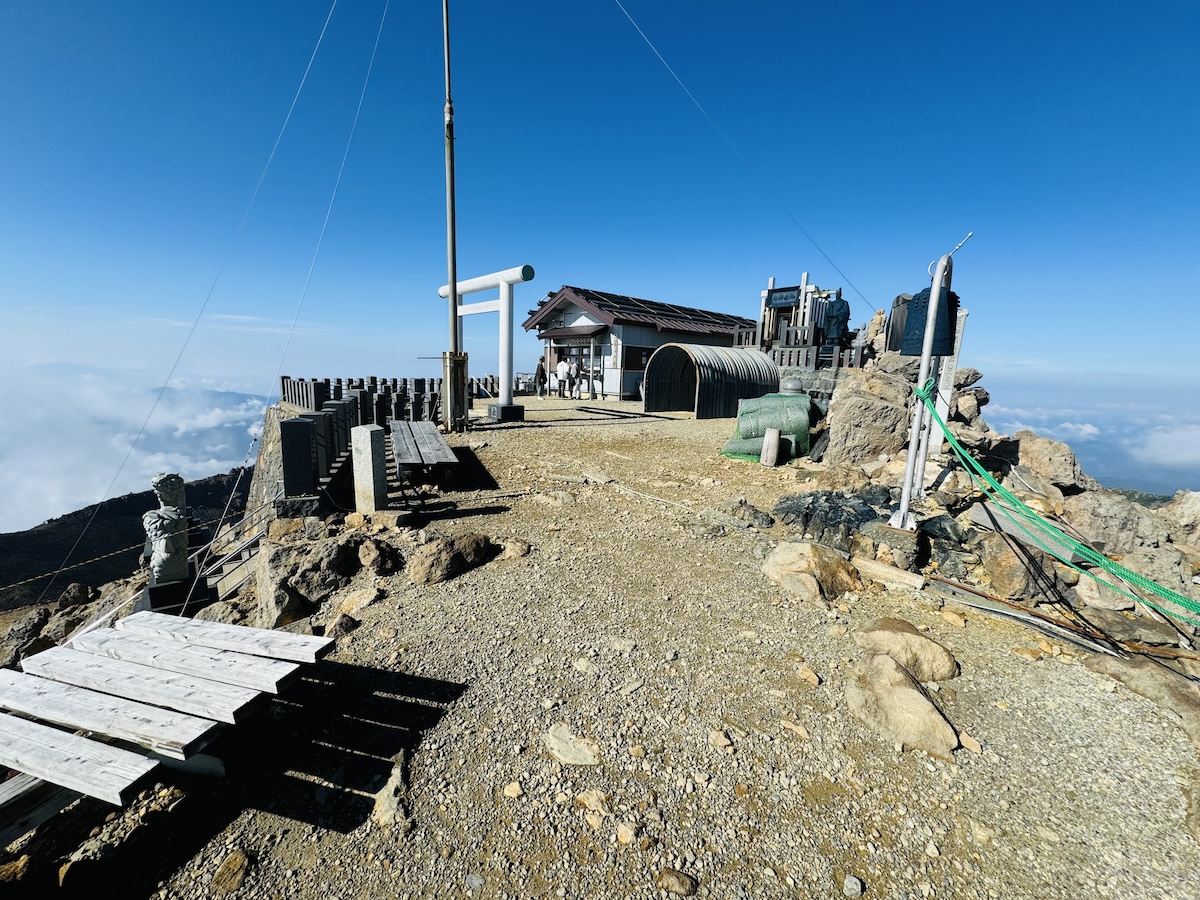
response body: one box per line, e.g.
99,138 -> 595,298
126,401 -> 1200,899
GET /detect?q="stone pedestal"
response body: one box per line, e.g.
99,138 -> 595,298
141,562 -> 216,615
488,403 -> 525,423
352,424 -> 388,514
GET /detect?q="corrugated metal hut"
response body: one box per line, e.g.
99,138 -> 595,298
642,344 -> 779,419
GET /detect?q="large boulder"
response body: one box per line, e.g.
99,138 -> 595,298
407,533 -> 499,585
823,367 -> 912,466
975,532 -> 1060,603
853,617 -> 958,682
256,537 -> 363,628
773,490 -> 886,556
1014,429 -> 1096,493
845,654 -> 958,760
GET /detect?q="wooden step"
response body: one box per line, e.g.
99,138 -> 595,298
115,610 -> 333,664
0,712 -> 157,806
0,668 -> 219,760
70,628 -> 300,694
22,648 -> 260,725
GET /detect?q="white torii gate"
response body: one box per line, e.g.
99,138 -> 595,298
438,264 -> 534,411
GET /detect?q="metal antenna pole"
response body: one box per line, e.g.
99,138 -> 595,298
889,254 -> 953,531
441,0 -> 466,432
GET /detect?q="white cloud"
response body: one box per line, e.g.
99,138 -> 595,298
1129,425 -> 1200,469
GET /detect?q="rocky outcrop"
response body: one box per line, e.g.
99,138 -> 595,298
823,366 -> 912,466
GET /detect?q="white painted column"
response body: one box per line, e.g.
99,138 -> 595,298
499,280 -> 514,405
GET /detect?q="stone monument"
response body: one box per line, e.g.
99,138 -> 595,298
142,472 -> 189,583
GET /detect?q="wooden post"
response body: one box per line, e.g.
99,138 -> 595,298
760,428 -> 781,467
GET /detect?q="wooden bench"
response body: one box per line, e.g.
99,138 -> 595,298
389,419 -> 458,483
0,611 -> 332,809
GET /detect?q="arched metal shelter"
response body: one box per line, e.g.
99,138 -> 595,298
643,344 -> 779,419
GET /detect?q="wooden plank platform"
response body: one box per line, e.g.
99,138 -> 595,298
0,712 -> 157,806
1,610 -> 332,815
71,628 -> 301,694
22,648 -> 261,725
115,610 -> 333,664
0,669 -> 219,760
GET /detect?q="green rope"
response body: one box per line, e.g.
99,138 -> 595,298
913,379 -> 1200,630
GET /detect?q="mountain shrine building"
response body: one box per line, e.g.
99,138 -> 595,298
522,285 -> 755,400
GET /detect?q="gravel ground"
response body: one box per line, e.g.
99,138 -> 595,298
32,399 -> 1200,899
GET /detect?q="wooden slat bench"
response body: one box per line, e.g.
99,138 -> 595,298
389,419 -> 459,483
0,611 -> 333,812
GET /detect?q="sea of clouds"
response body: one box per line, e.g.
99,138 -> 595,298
0,364 -> 267,533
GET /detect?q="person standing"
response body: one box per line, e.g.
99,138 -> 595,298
534,356 -> 547,399
568,357 -> 581,400
556,356 -> 569,398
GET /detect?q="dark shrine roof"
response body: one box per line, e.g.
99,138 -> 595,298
522,286 -> 754,337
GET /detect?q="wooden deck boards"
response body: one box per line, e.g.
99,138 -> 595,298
22,647 -> 261,725
71,628 -> 300,694
0,712 -> 157,806
0,669 -> 219,760
115,610 -> 333,664
389,419 -> 458,467
1,609 -> 332,817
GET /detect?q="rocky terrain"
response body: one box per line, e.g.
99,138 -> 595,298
4,377 -> 1200,899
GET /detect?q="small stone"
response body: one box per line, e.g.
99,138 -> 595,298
619,679 -> 644,696
958,731 -> 983,755
572,658 -> 599,676
925,841 -> 940,857
503,781 -> 523,799
940,609 -> 967,627
797,663 -> 821,686
780,718 -> 810,740
617,822 -> 639,845
585,811 -> 604,829
1036,824 -> 1061,843
610,637 -> 636,653
708,729 -> 733,749
1011,647 -> 1042,662
542,723 -> 602,766
465,873 -> 485,892
655,867 -> 698,896
843,873 -> 864,898
629,744 -> 647,759
575,789 -> 611,814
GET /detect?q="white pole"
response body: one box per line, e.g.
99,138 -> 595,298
499,280 -> 514,405
889,254 -> 953,531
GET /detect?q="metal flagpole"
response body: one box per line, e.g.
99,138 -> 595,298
441,0 -> 467,432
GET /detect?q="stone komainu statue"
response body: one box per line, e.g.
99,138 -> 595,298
143,472 -> 189,583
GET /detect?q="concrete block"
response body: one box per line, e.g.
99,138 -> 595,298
352,424 -> 389,514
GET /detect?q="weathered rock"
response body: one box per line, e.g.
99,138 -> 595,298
209,848 -> 251,897
501,539 -> 532,560
407,533 -> 499,585
779,571 -> 826,608
1014,429 -> 1090,493
372,754 -> 410,828
824,368 -> 912,466
1073,572 -> 1135,611
655,868 -> 698,897
721,498 -> 775,530
975,532 -> 1060,602
953,367 -> 983,390
920,514 -> 966,543
326,613 -> 361,640
762,542 -> 860,602
845,654 -> 958,760
927,537 -> 980,580
57,582 -> 98,607
1078,607 -> 1182,646
853,618 -> 959,681
194,599 -> 251,625
774,491 -> 883,556
853,520 -> 920,572
791,464 -> 871,494
541,722 -> 602,766
1160,491 -> 1200,551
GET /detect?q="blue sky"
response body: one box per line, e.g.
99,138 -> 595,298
1,1 -> 1198,531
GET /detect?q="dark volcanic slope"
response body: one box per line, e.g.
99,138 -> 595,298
0,469 -> 251,612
